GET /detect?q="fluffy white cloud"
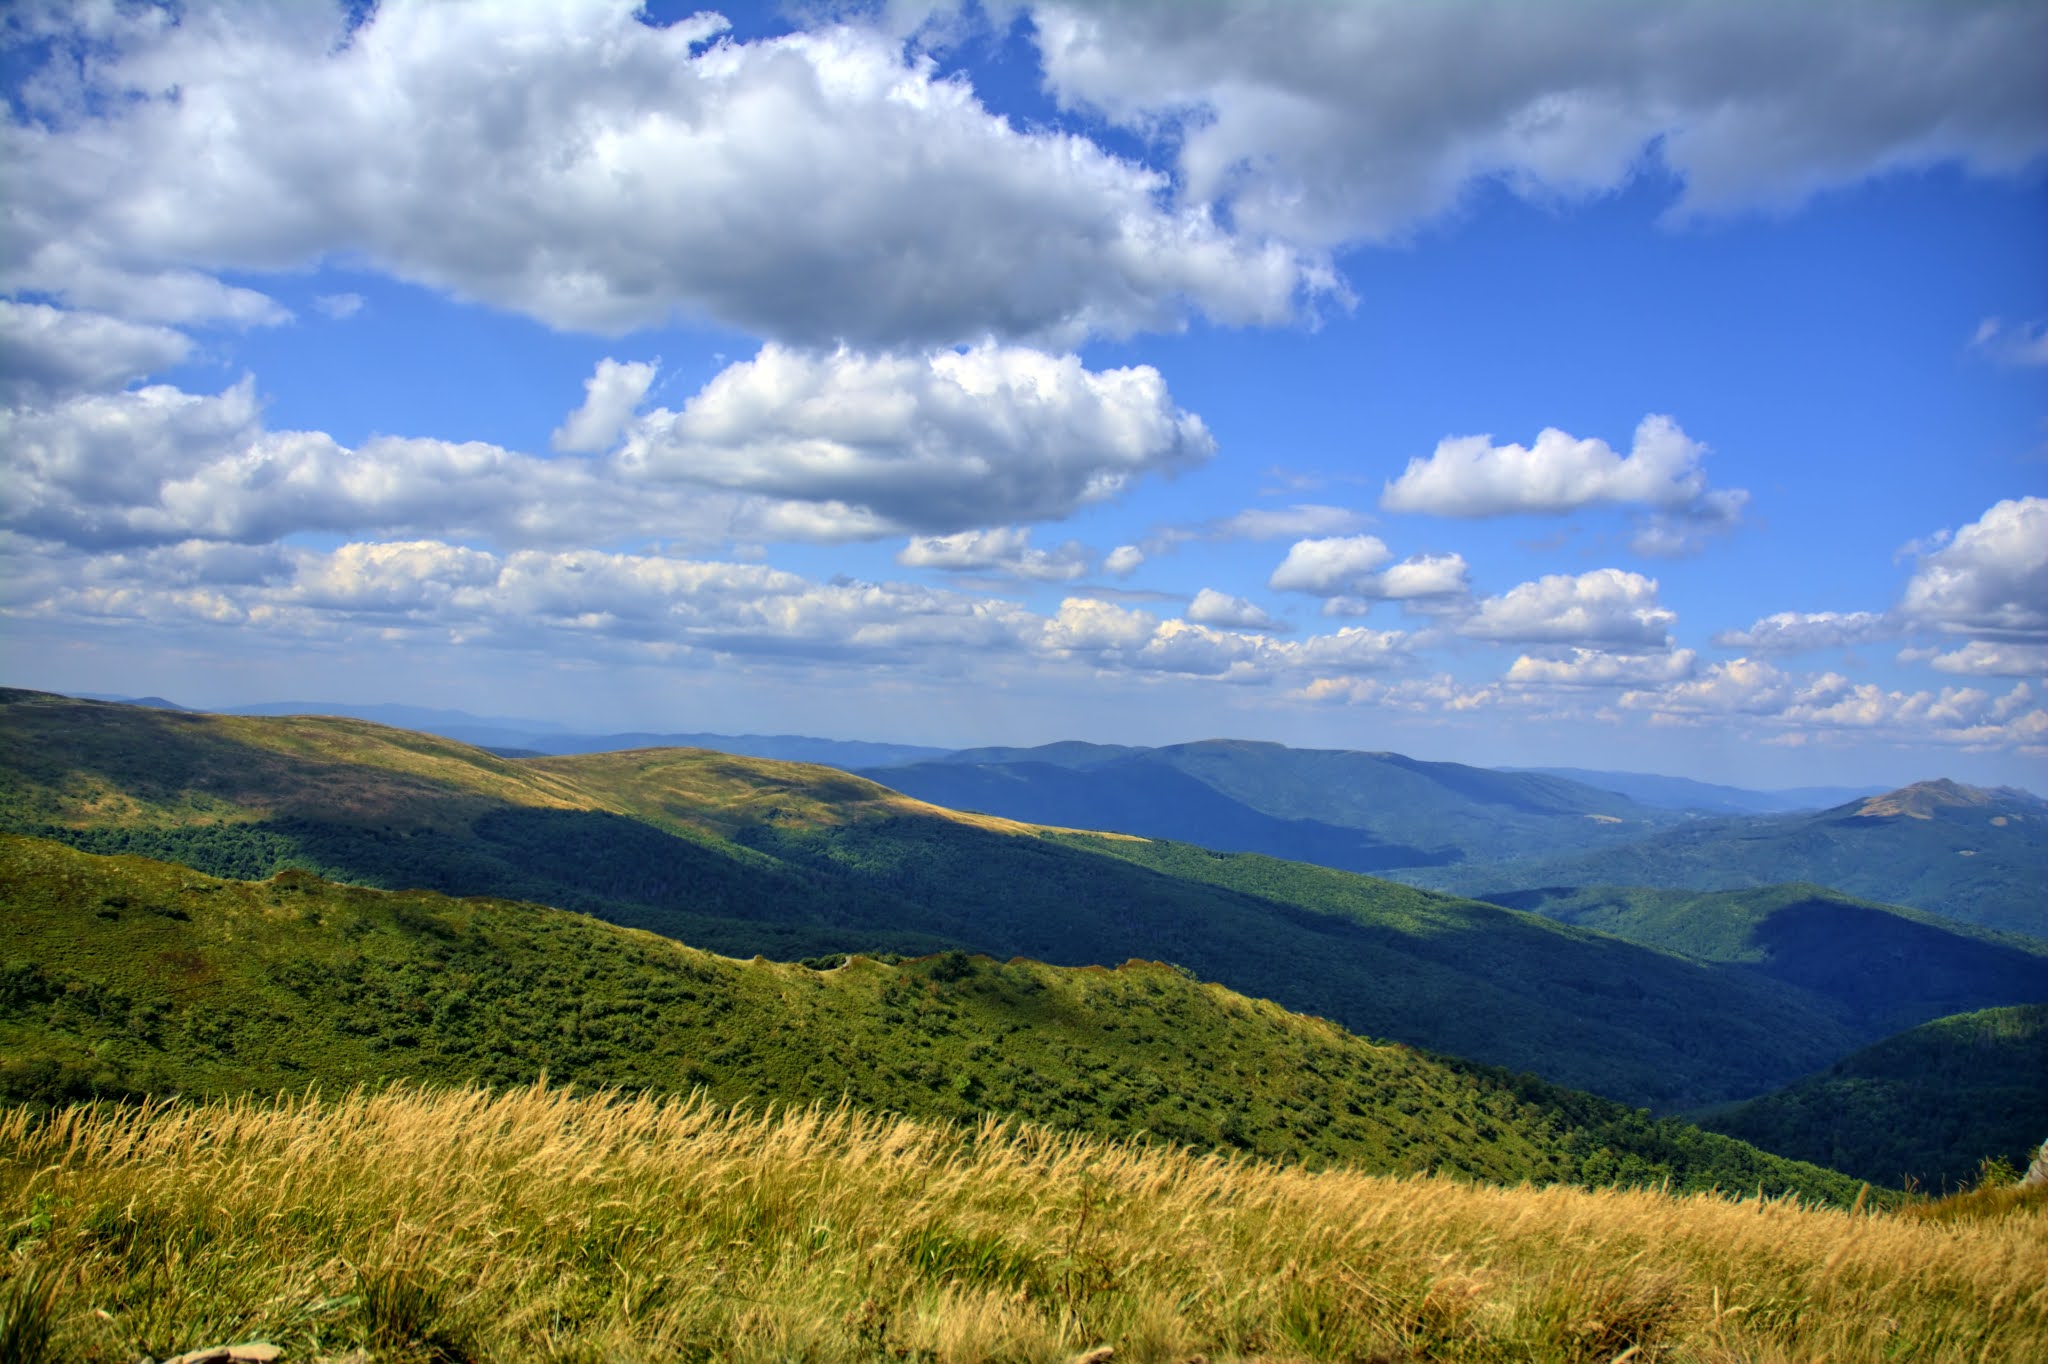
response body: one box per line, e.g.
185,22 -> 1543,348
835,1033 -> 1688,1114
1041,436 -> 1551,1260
2,342 -> 1206,549
1711,610 -> 1894,653
1036,597 -> 1402,678
1102,544 -> 1145,577
1293,672 -> 1500,712
1618,658 -> 2048,752
1040,596 -> 1159,653
1028,0 -> 2048,245
1621,658 -> 1795,717
1969,317 -> 2048,368
1321,553 -> 1474,616
4,2 -> 1327,347
0,301 -> 191,402
1460,569 -> 1676,648
1905,640 -> 2048,680
1507,648 -> 1698,688
896,526 -> 1090,581
1379,418 -> 1744,544
1898,497 -> 2048,641
1266,535 -> 1392,595
621,343 -> 1214,532
19,535 -> 1050,660
1186,588 -> 1285,632
0,378 -> 667,550
552,358 -> 658,454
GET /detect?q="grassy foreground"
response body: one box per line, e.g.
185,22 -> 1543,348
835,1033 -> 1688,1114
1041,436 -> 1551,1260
4,1088 -> 2044,1363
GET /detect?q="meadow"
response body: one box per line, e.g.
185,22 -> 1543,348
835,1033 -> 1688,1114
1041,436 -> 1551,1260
4,1085 -> 2044,1363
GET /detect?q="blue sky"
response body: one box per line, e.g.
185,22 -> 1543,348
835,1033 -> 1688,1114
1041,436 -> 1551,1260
2,0 -> 2045,788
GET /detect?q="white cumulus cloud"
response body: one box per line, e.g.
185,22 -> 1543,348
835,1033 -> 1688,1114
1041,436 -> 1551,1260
1711,611 -> 1894,653
896,526 -> 1091,581
1266,535 -> 1392,595
553,358 -> 659,454
1460,569 -> 1676,648
0,301 -> 192,403
1379,417 -> 1742,538
620,342 -> 1214,532
3,2 -> 1328,347
1507,648 -> 1698,688
1028,0 -> 2048,246
1898,497 -> 2048,642
1186,588 -> 1286,632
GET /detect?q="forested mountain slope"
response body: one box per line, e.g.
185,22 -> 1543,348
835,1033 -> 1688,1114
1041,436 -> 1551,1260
0,835 -> 1866,1201
1700,1005 -> 2048,1191
1481,883 -> 2048,1039
0,690 -> 1871,1109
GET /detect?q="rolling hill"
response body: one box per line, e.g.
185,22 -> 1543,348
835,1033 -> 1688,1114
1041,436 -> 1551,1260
0,833 -> 1865,1201
1408,780 -> 2048,937
5,690 -> 2040,1111
1699,1005 -> 2048,1191
0,691 -> 1842,1109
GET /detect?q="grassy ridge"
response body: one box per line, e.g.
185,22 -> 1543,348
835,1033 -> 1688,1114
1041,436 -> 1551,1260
1701,1006 -> 2048,1191
4,1087 -> 2042,1363
0,835 -> 1864,1200
0,690 -> 1892,1110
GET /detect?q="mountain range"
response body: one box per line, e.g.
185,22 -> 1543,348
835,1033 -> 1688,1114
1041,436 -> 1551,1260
6,689 -> 2045,1122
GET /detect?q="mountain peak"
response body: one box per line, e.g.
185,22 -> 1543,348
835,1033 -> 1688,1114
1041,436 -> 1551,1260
1852,779 -> 2001,820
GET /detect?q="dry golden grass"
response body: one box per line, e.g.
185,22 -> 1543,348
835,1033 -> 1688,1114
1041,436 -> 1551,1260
4,1087 -> 2043,1362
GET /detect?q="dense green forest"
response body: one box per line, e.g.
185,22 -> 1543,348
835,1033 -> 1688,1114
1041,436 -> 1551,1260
1700,1005 -> 2048,1190
0,834 -> 1872,1203
1478,882 -> 2048,1038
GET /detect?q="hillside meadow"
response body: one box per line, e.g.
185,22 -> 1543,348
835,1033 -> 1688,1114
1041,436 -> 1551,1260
2,1086 -> 2044,1363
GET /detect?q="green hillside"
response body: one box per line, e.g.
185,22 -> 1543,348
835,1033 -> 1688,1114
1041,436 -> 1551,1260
0,835 -> 1867,1203
1700,1006 -> 2048,1192
1480,883 -> 2048,1039
1408,781 -> 2048,938
0,690 -> 1891,1110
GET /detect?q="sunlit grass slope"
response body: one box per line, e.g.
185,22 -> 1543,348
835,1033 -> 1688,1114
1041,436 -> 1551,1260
5,1087 -> 2044,1363
1702,1005 -> 2048,1191
0,690 -> 1878,1110
0,835 -> 1861,1199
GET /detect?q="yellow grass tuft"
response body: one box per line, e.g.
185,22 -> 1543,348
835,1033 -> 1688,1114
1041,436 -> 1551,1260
4,1086 -> 2044,1361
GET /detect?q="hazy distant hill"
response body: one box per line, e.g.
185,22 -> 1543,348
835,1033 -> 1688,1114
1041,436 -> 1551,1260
1505,766 -> 1883,815
1700,1005 -> 2048,1191
0,688 -> 1939,1111
1483,883 -> 2048,1040
1412,781 -> 2048,937
870,739 -> 1687,869
0,834 -> 1869,1200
